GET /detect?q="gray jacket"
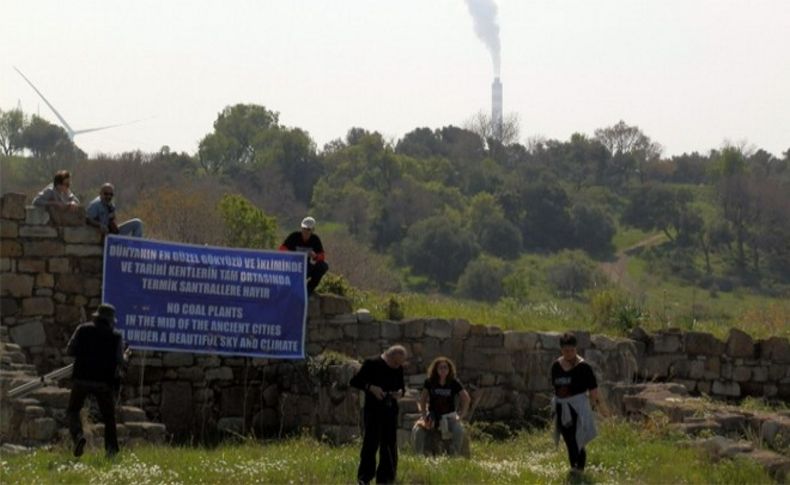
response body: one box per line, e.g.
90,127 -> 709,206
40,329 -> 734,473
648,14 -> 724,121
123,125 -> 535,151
552,391 -> 598,453
32,184 -> 79,207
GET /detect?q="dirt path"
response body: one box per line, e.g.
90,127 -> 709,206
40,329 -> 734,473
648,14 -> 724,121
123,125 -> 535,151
599,233 -> 666,291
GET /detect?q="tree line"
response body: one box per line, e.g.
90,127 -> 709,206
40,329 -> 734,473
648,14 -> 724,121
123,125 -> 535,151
1,104 -> 788,298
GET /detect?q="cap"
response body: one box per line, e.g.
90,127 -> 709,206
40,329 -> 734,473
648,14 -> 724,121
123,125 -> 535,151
92,303 -> 117,322
300,217 -> 316,230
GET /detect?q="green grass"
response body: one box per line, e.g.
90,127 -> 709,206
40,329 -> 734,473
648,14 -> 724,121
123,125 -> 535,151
612,226 -> 656,252
0,419 -> 772,484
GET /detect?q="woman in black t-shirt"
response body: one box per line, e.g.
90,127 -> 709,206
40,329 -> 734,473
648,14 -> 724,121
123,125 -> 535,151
551,332 -> 601,474
412,356 -> 471,456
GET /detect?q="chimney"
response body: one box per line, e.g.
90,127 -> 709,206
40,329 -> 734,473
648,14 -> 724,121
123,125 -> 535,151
491,77 -> 503,140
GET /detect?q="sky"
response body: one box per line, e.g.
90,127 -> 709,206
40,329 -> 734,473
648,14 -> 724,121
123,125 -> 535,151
2,0 -> 789,158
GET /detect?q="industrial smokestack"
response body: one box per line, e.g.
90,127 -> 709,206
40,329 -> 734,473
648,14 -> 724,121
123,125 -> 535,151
492,77 -> 503,140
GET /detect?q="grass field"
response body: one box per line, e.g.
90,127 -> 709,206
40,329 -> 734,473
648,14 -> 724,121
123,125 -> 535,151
0,419 -> 772,484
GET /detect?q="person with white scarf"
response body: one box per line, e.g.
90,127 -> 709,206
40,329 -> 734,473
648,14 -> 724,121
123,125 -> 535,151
551,332 -> 601,473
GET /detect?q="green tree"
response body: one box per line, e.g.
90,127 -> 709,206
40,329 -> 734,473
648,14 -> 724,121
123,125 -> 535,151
198,104 -> 279,174
217,194 -> 278,249
0,108 -> 26,155
401,215 -> 479,287
456,255 -> 510,301
594,120 -> 662,184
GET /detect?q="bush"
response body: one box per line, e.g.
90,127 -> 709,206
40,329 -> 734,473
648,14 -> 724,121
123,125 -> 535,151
316,273 -> 355,297
386,296 -> 404,321
570,204 -> 616,257
544,250 -> 604,297
456,255 -> 510,302
401,215 -> 479,287
590,289 -> 647,333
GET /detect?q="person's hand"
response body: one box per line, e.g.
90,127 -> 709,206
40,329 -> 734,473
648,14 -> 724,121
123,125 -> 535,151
308,250 -> 317,259
68,201 -> 79,211
123,347 -> 133,361
368,385 -> 386,400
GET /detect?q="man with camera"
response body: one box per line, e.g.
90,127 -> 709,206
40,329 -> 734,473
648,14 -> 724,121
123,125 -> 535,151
350,345 -> 408,485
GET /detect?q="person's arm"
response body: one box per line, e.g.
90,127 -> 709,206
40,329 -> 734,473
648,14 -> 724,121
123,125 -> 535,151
418,388 -> 430,417
278,233 -> 294,252
312,235 -> 326,262
66,326 -> 82,357
32,186 -> 56,207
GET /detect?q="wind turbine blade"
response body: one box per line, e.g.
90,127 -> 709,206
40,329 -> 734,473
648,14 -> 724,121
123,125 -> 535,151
13,66 -> 75,137
72,117 -> 150,136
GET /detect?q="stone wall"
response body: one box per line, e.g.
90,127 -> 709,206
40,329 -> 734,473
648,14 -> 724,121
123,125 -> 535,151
2,191 -> 789,445
1,193 -> 104,373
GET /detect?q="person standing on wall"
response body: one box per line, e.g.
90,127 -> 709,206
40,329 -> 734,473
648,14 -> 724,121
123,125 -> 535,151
65,304 -> 129,458
349,345 -> 408,485
551,332 -> 601,474
278,216 -> 328,294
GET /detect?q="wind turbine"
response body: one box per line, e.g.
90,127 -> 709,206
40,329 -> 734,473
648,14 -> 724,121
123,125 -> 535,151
13,66 -> 142,141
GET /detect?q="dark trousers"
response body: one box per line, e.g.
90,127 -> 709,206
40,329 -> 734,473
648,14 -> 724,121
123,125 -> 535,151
556,404 -> 586,470
67,381 -> 119,454
358,404 -> 399,484
307,261 -> 328,294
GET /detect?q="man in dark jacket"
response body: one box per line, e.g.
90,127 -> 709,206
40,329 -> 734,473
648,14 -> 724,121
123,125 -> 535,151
278,216 -> 328,294
350,345 -> 407,485
66,303 -> 126,458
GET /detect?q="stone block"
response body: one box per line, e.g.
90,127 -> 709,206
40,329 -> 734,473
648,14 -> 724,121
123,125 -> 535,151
28,417 -> 58,441
83,277 -> 102,297
643,354 -> 684,379
64,226 -> 102,244
403,319 -> 425,339
425,319 -> 453,339
18,226 -> 58,238
206,366 -> 234,381
163,352 -> 195,367
591,334 -> 618,351
356,309 -> 373,324
726,329 -> 754,358
54,304 -> 82,324
23,241 -> 64,257
1,297 -> 19,316
381,321 -> 402,340
65,244 -> 103,257
160,381 -> 193,436
685,332 -> 725,356
689,360 -> 706,380
55,274 -> 84,293
319,294 -> 352,316
24,206 -> 49,225
760,337 -> 790,364
752,366 -> 768,382
503,331 -> 538,351
0,239 -> 22,257
77,257 -> 103,274
451,319 -> 471,338
9,320 -> 47,347
48,258 -> 71,273
1,273 -> 34,297
712,380 -> 740,397
22,297 -> 54,316
2,194 -> 27,219
47,206 -> 86,226
0,220 -> 18,238
732,366 -> 752,382
653,331 -> 684,353
177,366 -> 205,381
18,259 -> 46,273
0,257 -> 10,272
536,332 -> 561,350
35,273 -> 54,289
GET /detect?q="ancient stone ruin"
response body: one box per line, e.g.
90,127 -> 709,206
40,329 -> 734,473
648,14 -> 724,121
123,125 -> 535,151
1,191 -> 789,476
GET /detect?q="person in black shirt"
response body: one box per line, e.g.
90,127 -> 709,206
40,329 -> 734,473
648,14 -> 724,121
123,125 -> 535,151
551,332 -> 601,473
66,303 -> 129,458
412,356 -> 470,456
349,345 -> 407,485
278,216 -> 328,294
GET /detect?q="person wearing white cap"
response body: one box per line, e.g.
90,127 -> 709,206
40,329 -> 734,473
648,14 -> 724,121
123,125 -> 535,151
279,216 -> 328,294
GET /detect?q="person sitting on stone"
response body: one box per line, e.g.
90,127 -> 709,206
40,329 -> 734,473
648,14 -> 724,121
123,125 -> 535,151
278,216 -> 328,294
66,303 -> 129,458
85,183 -> 144,238
412,356 -> 470,456
32,169 -> 79,210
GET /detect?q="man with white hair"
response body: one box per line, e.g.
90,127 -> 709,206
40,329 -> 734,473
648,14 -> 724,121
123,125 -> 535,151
350,345 -> 408,485
278,216 -> 328,294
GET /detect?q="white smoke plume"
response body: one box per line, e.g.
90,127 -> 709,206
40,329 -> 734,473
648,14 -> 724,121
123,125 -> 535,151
464,0 -> 501,76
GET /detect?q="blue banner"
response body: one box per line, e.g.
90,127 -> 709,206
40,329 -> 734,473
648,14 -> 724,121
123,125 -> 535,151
102,235 -> 307,359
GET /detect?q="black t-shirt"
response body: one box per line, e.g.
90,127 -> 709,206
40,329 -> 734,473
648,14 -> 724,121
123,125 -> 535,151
423,377 -> 464,416
551,360 -> 597,398
282,231 -> 324,255
350,356 -> 405,410
67,321 -> 123,384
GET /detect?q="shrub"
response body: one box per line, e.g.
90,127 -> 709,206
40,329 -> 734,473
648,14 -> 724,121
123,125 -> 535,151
544,250 -> 604,297
316,273 -> 355,297
590,289 -> 647,333
456,255 -> 510,302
